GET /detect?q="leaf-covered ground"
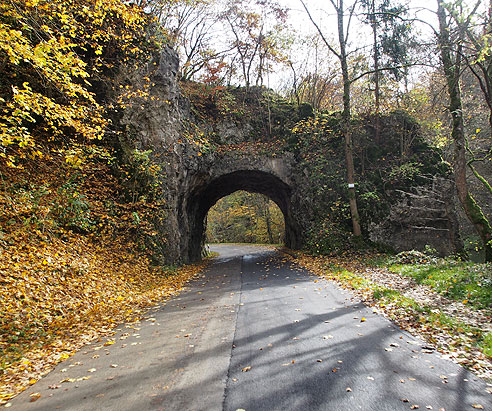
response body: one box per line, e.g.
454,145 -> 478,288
0,230 -> 209,404
291,251 -> 492,383
0,155 -> 210,404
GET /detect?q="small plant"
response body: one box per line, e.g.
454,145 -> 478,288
386,162 -> 422,186
52,180 -> 92,232
120,148 -> 162,203
389,250 -> 434,265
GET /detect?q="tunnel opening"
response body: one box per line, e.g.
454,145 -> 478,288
185,170 -> 300,262
206,190 -> 285,245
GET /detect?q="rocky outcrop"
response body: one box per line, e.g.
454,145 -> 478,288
119,47 -> 304,263
120,47 -> 463,264
369,177 -> 461,255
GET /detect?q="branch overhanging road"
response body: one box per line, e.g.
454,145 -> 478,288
9,245 -> 491,411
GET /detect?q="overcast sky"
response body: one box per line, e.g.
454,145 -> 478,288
265,0 -> 483,90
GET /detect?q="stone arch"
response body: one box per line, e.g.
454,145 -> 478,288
185,169 -> 301,262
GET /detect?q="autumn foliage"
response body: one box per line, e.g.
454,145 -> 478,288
0,0 -> 157,167
0,0 -> 203,404
0,149 -> 210,404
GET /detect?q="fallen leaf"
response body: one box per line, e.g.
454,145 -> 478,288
410,406 -> 419,410
472,405 -> 484,410
88,368 -> 96,373
242,366 -> 251,372
29,393 -> 41,402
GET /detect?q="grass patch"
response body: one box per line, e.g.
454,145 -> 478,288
481,332 -> 492,357
372,287 -> 400,300
371,285 -> 483,352
298,253 -> 491,367
389,261 -> 492,309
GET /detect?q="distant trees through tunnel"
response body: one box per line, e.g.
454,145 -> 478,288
206,191 -> 285,245
185,169 -> 301,262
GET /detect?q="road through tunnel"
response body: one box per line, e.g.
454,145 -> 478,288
185,170 -> 301,262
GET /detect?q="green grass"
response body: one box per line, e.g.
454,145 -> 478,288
319,256 -> 491,361
481,332 -> 492,357
370,285 -> 488,353
325,266 -> 488,353
388,261 -> 492,310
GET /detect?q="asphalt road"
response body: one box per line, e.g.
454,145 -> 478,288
8,245 -> 492,410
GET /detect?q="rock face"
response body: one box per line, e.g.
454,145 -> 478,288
184,152 -> 302,261
369,178 -> 461,256
121,47 -> 462,263
120,47 -> 304,263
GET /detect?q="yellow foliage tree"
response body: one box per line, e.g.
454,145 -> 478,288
0,0 -> 158,167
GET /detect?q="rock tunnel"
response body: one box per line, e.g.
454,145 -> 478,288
185,170 -> 301,262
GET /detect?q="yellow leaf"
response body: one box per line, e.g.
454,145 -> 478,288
29,393 -> 41,402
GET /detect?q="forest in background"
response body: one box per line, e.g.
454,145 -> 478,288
206,191 -> 284,244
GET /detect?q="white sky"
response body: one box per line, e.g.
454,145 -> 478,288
265,0 -> 482,90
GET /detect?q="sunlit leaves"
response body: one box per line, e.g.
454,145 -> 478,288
0,0 -> 157,166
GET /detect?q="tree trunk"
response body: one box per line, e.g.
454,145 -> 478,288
370,0 -> 381,143
264,198 -> 274,244
337,0 -> 362,237
437,0 -> 492,261
300,0 -> 361,238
